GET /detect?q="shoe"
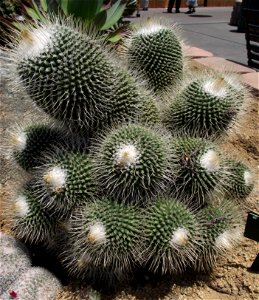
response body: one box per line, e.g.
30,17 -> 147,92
143,7 -> 148,11
175,10 -> 180,13
192,8 -> 196,13
166,10 -> 173,13
185,10 -> 192,14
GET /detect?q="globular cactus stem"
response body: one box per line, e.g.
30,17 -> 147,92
163,71 -> 246,138
125,21 -> 184,93
36,151 -> 96,217
93,124 -> 172,204
170,137 -> 226,206
9,184 -> 57,244
9,123 -> 66,171
195,201 -> 242,272
141,197 -> 202,274
63,199 -> 142,277
0,232 -> 31,295
0,267 -> 62,300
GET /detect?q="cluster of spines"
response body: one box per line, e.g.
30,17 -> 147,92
162,72 -> 245,138
2,16 -> 255,288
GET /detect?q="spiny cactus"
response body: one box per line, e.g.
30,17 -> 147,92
125,21 -> 183,93
170,137 -> 226,206
141,197 -> 201,274
36,151 -> 96,217
9,184 -> 57,244
195,201 -> 242,272
9,123 -> 66,171
93,123 -> 172,203
63,199 -> 142,275
163,71 -> 246,138
0,232 -> 31,295
2,10 -> 253,290
223,159 -> 254,201
0,267 -> 62,300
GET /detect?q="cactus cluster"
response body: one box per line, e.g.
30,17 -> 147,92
3,16 -> 255,289
0,232 -> 61,299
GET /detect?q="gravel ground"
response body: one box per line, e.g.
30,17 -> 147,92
0,51 -> 258,300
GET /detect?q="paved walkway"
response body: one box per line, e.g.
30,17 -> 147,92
126,7 -> 247,66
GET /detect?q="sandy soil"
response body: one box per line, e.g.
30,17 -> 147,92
0,55 -> 258,300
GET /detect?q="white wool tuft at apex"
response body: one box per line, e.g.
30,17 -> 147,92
244,170 -> 254,186
11,131 -> 27,152
137,24 -> 166,37
114,144 -> 140,169
87,223 -> 107,244
215,229 -> 241,251
203,79 -> 228,98
43,166 -> 67,190
200,149 -> 220,172
18,26 -> 53,60
170,227 -> 189,248
15,195 -> 30,217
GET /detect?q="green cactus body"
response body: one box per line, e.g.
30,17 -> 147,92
127,23 -> 183,93
16,23 -> 116,129
0,267 -> 62,300
106,70 -> 160,127
0,233 -> 31,295
141,197 -> 201,274
12,185 -> 57,244
64,199 -> 142,275
38,152 -> 96,216
195,202 -> 242,272
93,124 -> 171,203
170,137 -> 224,206
10,124 -> 65,171
163,75 -> 244,138
224,160 -> 254,200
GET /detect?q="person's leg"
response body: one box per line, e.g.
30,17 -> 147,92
175,0 -> 181,13
185,5 -> 192,13
167,0 -> 175,13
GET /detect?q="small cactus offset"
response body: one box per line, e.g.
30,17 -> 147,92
2,12 -> 255,292
223,159 -> 254,201
194,201 -> 242,272
8,184 -> 58,244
